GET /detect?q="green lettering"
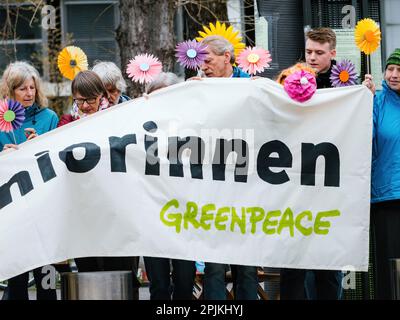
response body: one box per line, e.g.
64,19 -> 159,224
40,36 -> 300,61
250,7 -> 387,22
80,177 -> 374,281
215,207 -> 230,231
200,204 -> 215,230
314,210 -> 341,235
184,201 -> 200,230
295,210 -> 313,236
262,210 -> 281,235
230,207 -> 246,234
160,199 -> 182,233
277,208 -> 295,237
247,207 -> 265,234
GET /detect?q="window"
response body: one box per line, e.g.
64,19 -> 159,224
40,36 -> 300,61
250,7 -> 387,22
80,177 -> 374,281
0,3 -> 44,74
62,0 -> 120,67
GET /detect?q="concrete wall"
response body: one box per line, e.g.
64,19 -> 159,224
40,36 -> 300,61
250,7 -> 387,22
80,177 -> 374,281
384,0 -> 400,59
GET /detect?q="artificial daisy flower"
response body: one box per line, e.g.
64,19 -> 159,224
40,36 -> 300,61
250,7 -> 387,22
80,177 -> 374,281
126,53 -> 163,84
236,47 -> 272,75
57,46 -> 88,80
284,70 -> 317,103
276,63 -> 316,85
0,99 -> 25,133
354,18 -> 381,55
330,59 -> 358,87
196,21 -> 246,58
175,40 -> 208,70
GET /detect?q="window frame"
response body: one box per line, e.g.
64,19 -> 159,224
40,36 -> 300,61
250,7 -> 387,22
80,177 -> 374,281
0,2 -> 47,75
60,0 -> 120,66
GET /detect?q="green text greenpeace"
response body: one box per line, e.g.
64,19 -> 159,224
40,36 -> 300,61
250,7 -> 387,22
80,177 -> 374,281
160,199 -> 341,236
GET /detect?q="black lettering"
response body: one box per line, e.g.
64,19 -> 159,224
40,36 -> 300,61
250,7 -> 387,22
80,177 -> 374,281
301,143 -> 340,187
0,171 -> 33,210
168,136 -> 204,179
35,151 -> 57,182
143,121 -> 159,176
257,140 -> 292,184
212,139 -> 249,183
59,142 -> 101,173
109,134 -> 137,172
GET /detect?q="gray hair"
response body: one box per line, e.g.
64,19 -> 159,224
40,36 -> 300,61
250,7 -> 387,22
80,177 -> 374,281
201,35 -> 235,64
92,61 -> 127,93
0,61 -> 48,107
145,72 -> 181,94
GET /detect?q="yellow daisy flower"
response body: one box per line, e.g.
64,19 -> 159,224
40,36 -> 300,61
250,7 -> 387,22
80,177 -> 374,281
354,18 -> 381,55
196,21 -> 246,58
57,46 -> 88,80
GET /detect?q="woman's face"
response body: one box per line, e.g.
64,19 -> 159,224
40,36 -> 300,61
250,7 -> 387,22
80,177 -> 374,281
14,77 -> 36,108
73,93 -> 102,115
385,64 -> 400,93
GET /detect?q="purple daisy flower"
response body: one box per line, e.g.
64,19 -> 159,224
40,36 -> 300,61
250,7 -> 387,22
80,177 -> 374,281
8,99 -> 25,130
0,99 -> 25,133
175,40 -> 208,70
330,59 -> 358,87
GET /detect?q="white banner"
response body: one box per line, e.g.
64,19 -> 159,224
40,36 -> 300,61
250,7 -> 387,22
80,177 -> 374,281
0,78 -> 373,280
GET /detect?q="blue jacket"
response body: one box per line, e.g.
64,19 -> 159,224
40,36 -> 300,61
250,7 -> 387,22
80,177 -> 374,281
118,94 -> 131,104
0,104 -> 59,151
371,81 -> 400,203
232,66 -> 250,78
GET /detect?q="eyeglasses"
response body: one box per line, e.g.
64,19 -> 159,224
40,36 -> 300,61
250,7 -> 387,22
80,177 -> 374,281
73,97 -> 98,106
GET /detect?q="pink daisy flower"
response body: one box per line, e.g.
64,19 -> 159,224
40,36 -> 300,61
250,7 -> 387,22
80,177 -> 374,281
236,47 -> 272,75
0,99 -> 25,133
126,54 -> 163,84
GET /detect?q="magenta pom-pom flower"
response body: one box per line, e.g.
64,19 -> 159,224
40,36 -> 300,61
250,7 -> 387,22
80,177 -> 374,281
236,47 -> 272,75
284,70 -> 317,103
330,59 -> 358,87
175,40 -> 208,70
126,53 -> 163,84
0,99 -> 25,132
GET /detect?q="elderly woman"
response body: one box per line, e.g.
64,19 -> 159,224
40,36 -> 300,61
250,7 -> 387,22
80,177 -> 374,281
57,70 -> 110,126
369,49 -> 400,299
92,61 -> 130,106
0,61 -> 58,300
57,69 -> 140,297
0,62 -> 58,150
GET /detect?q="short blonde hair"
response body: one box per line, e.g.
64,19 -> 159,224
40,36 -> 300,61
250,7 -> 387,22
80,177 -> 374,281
0,61 -> 48,107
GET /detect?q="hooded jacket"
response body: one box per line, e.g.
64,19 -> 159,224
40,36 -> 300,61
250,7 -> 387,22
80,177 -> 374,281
0,104 -> 58,150
371,80 -> 400,203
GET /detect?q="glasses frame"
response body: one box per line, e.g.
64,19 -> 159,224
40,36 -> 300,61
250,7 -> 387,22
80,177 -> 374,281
73,97 -> 98,106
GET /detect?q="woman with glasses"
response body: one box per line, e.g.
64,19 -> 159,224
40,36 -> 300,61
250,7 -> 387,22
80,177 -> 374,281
58,70 -> 110,127
58,69 -> 141,298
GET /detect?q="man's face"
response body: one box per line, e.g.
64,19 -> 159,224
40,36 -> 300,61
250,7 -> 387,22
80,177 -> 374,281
200,49 -> 230,78
105,85 -> 121,106
385,64 -> 400,93
305,39 -> 336,74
